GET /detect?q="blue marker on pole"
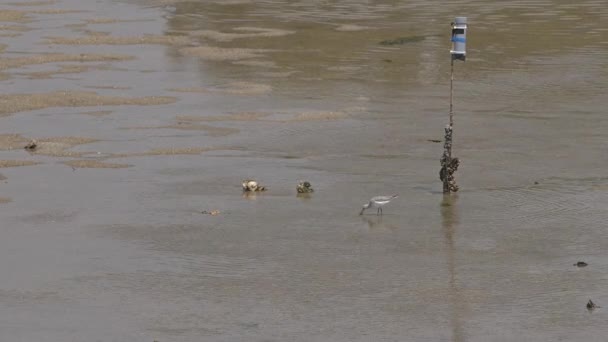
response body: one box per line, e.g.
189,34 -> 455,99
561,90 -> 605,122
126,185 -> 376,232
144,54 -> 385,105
450,17 -> 467,61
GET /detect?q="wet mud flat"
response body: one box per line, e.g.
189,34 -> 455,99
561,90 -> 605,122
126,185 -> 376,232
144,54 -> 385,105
1,0 -> 608,341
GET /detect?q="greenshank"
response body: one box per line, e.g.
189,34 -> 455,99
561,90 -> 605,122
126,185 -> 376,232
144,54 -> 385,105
360,195 -> 398,215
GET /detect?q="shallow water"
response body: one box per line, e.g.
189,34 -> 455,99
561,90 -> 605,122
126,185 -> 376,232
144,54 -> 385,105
1,0 -> 607,341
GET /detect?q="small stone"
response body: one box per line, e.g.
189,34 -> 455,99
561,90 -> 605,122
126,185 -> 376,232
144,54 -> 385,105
24,139 -> 37,151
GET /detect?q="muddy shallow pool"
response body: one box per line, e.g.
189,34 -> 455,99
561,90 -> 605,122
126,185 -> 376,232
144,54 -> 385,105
1,0 -> 607,341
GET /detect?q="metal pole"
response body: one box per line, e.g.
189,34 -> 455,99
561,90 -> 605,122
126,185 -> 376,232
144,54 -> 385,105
449,58 -> 454,129
441,17 -> 466,194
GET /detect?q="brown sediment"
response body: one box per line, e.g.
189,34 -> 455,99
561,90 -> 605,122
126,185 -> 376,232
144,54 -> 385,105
131,0 -> 182,5
63,160 -> 131,169
80,110 -> 112,116
222,82 -> 271,95
190,27 -> 294,42
0,32 -> 21,37
0,134 -> 29,151
85,18 -> 150,24
0,53 -> 134,71
0,160 -> 40,168
327,66 -> 361,72
0,197 -> 11,204
6,1 -> 57,6
280,111 -> 348,122
64,22 -> 86,30
80,30 -> 111,37
0,10 -> 30,22
25,64 -> 110,79
125,121 -> 239,137
256,71 -> 298,78
176,110 -> 347,123
162,122 -> 240,137
179,46 -> 268,61
45,34 -> 190,46
27,137 -> 98,157
139,0 -> 250,5
176,111 -> 272,122
167,87 -> 210,94
212,0 -> 252,4
335,24 -> 370,32
109,147 -> 215,158
30,9 -> 84,14
0,134 -> 96,156
232,60 -> 276,68
36,136 -> 97,146
0,8 -> 84,21
0,24 -> 29,32
84,85 -> 131,90
0,173 -> 6,180
0,91 -> 177,116
343,106 -> 367,113
169,81 -> 271,96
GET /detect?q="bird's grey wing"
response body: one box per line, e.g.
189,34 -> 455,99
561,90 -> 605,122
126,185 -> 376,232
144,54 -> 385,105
371,195 -> 394,202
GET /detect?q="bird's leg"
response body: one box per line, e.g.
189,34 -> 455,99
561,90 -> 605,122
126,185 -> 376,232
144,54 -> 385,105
377,207 -> 381,215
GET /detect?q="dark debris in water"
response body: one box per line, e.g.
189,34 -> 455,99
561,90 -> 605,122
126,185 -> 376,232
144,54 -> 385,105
574,261 -> 588,267
428,139 -> 442,143
587,299 -> 599,311
24,139 -> 37,151
379,36 -> 426,46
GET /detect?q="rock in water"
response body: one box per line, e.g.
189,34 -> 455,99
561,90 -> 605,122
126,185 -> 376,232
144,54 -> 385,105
587,299 -> 599,311
242,179 -> 266,192
297,181 -> 314,193
24,139 -> 37,151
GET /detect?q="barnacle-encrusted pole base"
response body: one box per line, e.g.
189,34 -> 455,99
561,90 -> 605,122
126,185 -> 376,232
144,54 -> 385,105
439,125 -> 460,193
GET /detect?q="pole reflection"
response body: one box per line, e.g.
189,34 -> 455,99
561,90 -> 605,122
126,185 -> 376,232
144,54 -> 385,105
441,194 -> 465,342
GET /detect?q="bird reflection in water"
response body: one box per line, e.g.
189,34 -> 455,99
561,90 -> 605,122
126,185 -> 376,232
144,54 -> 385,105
360,215 -> 398,231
